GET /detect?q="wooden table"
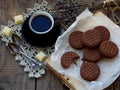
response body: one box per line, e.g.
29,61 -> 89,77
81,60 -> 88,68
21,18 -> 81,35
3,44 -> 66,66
0,0 -> 120,90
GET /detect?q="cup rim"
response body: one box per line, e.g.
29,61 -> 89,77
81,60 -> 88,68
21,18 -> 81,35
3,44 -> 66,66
29,11 -> 54,34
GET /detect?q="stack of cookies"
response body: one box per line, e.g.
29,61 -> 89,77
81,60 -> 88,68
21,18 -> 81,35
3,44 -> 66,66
61,26 -> 119,81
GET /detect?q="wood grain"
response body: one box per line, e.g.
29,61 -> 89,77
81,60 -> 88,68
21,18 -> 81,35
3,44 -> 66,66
0,0 -> 37,90
0,0 -> 120,90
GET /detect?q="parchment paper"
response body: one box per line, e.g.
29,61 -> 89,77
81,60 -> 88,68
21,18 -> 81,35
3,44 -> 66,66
51,9 -> 120,90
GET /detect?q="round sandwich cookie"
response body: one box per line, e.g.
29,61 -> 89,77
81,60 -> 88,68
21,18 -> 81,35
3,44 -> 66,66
69,31 -> 84,49
80,61 -> 100,81
82,29 -> 102,47
94,26 -> 110,41
83,48 -> 101,62
61,51 -> 79,68
99,40 -> 119,58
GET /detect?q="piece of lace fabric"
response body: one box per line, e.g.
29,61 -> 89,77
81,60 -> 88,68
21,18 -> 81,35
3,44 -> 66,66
0,0 -> 55,78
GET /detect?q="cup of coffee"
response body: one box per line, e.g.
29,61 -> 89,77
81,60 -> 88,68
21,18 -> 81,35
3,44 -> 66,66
29,11 -> 54,34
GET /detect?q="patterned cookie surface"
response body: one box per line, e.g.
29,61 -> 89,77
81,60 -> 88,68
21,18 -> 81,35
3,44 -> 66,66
69,31 -> 84,49
99,40 -> 119,58
61,51 -> 79,68
82,30 -> 102,47
83,48 -> 101,62
94,26 -> 110,41
80,61 -> 100,81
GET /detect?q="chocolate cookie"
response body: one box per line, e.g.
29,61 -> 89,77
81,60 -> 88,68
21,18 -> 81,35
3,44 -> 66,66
83,48 -> 101,62
69,31 -> 84,49
82,29 -> 102,47
80,61 -> 100,81
61,51 -> 79,68
94,26 -> 110,41
99,40 -> 119,58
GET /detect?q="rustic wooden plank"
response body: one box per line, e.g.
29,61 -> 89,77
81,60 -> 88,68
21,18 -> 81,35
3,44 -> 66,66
113,77 -> 120,90
0,0 -> 120,90
0,0 -> 37,25
0,0 -> 37,90
36,70 -> 69,90
0,41 -> 35,90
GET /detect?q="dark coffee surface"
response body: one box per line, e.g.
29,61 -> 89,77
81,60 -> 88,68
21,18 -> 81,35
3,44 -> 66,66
22,16 -> 61,47
31,15 -> 52,32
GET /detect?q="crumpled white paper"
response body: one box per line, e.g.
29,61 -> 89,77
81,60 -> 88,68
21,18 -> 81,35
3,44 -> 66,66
51,9 -> 120,90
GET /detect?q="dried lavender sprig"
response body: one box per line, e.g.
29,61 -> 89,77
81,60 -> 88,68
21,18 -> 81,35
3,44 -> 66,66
52,0 -> 120,28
